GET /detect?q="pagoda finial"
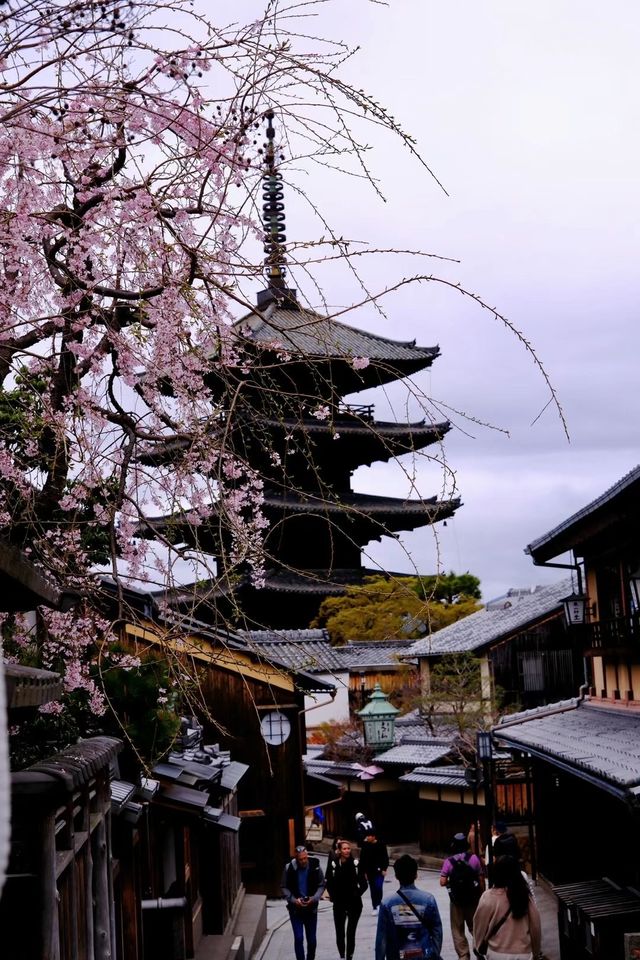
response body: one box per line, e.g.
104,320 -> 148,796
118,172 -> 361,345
258,109 -> 298,309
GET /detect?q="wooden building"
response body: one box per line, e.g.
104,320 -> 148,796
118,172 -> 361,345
114,596 -> 335,898
493,465 -> 640,903
3,735 -> 122,960
405,579 -> 582,715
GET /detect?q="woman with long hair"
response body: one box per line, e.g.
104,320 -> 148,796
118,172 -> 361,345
472,855 -> 542,960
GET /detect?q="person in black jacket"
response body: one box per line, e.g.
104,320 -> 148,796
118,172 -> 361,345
281,845 -> 326,960
326,840 -> 367,960
359,829 -> 389,914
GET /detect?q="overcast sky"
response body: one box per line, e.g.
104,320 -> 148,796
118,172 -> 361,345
218,1 -> 640,601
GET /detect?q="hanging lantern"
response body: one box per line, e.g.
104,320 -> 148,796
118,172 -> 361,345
561,592 -> 588,626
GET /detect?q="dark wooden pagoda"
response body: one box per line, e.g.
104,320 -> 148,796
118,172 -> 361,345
145,112 -> 460,628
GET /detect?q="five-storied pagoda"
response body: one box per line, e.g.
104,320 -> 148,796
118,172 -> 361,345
147,112 -> 460,629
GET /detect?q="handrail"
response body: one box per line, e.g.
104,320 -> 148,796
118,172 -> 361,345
585,610 -> 640,649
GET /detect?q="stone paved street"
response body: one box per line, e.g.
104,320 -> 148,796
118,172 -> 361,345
255,856 -> 560,960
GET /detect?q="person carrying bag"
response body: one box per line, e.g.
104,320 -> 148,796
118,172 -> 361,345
472,856 -> 542,960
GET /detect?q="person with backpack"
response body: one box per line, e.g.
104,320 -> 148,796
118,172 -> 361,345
375,854 -> 443,960
440,832 -> 484,960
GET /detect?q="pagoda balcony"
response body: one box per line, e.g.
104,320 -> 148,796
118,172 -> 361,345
584,610 -> 640,654
337,402 -> 374,422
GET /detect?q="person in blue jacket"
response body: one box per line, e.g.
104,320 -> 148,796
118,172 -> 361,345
375,854 -> 443,960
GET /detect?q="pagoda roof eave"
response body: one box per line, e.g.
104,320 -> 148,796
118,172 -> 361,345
232,303 -> 440,367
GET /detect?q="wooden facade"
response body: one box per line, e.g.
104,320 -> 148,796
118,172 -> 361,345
120,613 -> 331,898
3,737 -> 122,960
495,466 -> 640,895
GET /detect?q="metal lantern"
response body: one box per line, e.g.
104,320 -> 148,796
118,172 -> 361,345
561,592 -> 588,626
476,730 -> 494,762
357,683 -> 399,749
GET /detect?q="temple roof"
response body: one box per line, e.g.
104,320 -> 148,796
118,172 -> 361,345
142,490 -> 459,549
231,302 -> 440,392
240,302 -> 439,363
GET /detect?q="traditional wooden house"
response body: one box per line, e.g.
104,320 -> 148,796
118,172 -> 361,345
405,579 -> 582,714
107,587 -> 335,898
492,465 -> 640,894
4,736 -> 122,960
474,466 -> 640,960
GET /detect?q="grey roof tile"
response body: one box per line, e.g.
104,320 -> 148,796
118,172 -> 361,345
374,743 -> 453,766
400,765 -> 469,787
239,304 -> 439,363
407,579 -> 571,656
238,632 -> 345,673
495,700 -> 640,789
334,640 -> 417,668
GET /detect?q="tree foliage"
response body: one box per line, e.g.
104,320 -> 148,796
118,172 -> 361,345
312,574 -> 482,644
0,0 -> 560,762
422,651 -> 504,741
0,0 -> 451,743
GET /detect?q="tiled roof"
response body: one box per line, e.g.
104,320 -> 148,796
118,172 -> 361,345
526,464 -> 640,562
400,765 -> 469,787
495,699 -> 640,796
239,303 -> 439,364
239,631 -> 346,673
265,416 -> 450,440
262,488 -> 456,518
334,640 -> 417,669
406,579 -> 571,656
374,743 -> 454,766
305,758 -> 384,781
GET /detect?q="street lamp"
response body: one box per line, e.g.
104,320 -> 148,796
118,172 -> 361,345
561,592 -> 588,627
357,683 -> 399,751
476,731 -> 495,880
476,730 -> 493,762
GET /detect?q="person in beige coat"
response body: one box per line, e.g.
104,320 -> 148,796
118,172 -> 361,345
472,856 -> 542,960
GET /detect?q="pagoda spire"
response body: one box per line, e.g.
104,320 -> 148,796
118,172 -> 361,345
257,109 -> 298,310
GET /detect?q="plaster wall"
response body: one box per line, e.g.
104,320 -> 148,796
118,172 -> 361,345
304,670 -> 350,726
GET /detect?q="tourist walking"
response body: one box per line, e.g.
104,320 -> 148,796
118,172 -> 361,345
440,832 -> 484,960
281,844 -> 326,960
355,811 -> 374,844
375,853 -> 443,960
473,855 -> 542,960
359,828 -> 389,914
326,839 -> 367,960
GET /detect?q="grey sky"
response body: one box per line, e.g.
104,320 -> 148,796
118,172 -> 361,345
211,2 -> 640,600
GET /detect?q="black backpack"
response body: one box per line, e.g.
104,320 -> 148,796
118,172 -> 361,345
447,853 -> 481,906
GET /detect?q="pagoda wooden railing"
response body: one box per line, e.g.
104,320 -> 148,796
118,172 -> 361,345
337,403 -> 374,421
584,610 -> 640,652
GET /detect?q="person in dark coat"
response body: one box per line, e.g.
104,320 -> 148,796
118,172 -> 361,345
326,839 -> 367,960
281,845 -> 326,960
359,828 -> 389,914
491,821 -> 521,861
